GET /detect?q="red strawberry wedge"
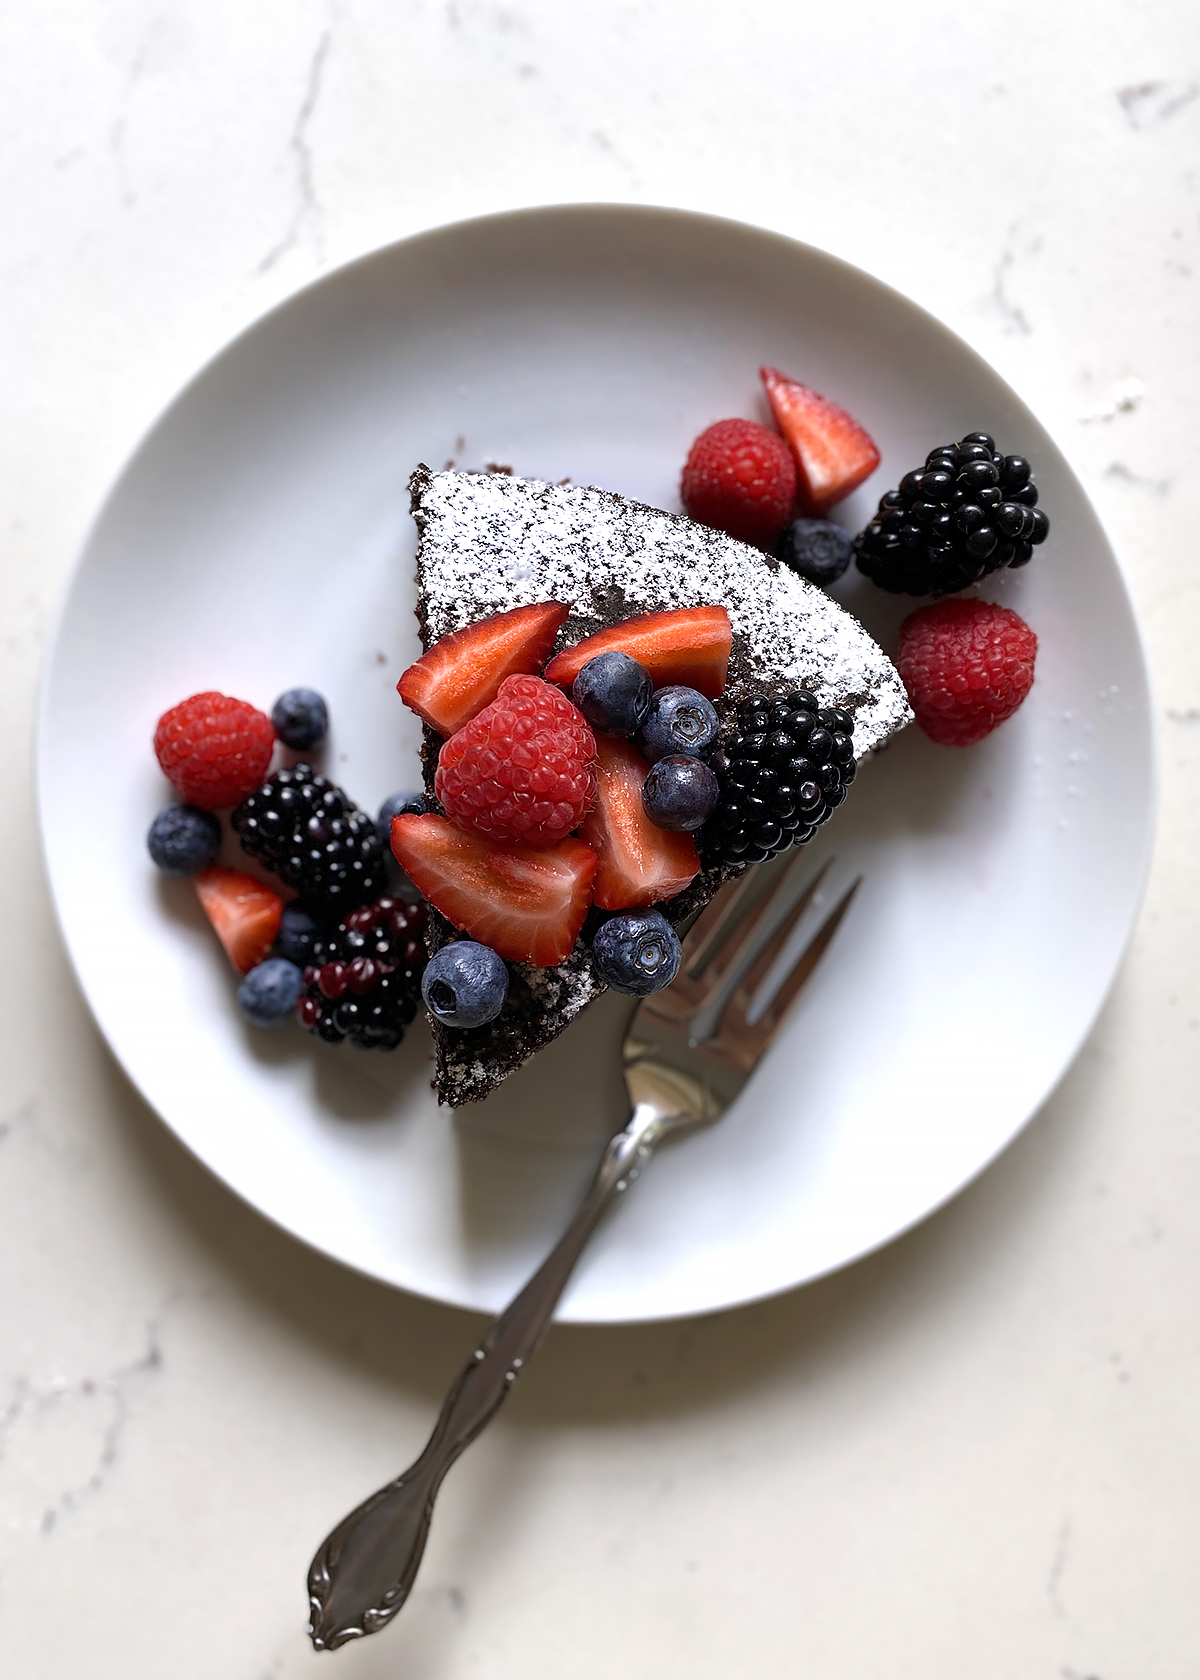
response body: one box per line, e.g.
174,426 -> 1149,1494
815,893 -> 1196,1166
760,367 -> 880,515
192,866 -> 283,973
578,737 -> 700,911
397,600 -> 571,736
390,814 -> 596,967
544,606 -> 732,700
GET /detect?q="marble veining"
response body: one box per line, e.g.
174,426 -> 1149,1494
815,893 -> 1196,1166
1117,79 -> 1199,129
258,26 -> 332,274
1,1310 -> 170,1538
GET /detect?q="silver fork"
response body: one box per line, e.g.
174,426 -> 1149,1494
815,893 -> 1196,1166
307,854 -> 861,1652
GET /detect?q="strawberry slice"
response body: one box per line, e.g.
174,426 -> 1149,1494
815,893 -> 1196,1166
390,814 -> 596,967
543,606 -> 732,700
193,866 -> 283,973
760,367 -> 880,515
578,737 -> 700,911
398,600 -> 571,736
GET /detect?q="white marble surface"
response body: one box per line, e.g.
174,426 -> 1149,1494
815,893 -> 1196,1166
4,3 -> 1200,1675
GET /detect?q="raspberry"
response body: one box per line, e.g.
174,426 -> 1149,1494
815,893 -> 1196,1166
680,419 -> 797,547
154,691 -> 275,809
897,598 -> 1037,747
434,673 -> 597,847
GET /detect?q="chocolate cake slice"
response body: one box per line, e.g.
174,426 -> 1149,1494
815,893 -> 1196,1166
408,466 -> 911,1106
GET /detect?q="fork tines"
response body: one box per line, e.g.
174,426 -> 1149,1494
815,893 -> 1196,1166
642,853 -> 861,1075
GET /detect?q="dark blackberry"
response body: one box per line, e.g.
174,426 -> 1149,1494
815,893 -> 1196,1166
296,895 -> 428,1050
231,763 -> 387,921
853,433 -> 1049,596
701,690 -> 857,868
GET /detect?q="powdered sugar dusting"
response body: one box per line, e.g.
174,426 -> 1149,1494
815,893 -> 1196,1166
411,467 -> 912,756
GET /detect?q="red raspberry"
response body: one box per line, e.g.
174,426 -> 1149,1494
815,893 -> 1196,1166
435,674 -> 597,847
154,691 -> 276,808
680,418 -> 797,547
898,599 -> 1038,747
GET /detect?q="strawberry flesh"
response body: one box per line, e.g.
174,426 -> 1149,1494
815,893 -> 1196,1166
760,367 -> 880,516
543,606 -> 731,699
578,737 -> 700,911
390,814 -> 596,967
193,866 -> 283,973
398,600 -> 571,736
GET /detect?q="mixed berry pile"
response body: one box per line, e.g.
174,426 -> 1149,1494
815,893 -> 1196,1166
147,359 -> 1048,1044
675,364 -> 1046,756
146,683 -> 430,1048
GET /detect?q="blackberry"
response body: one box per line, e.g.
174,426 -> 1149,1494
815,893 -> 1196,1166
853,432 -> 1050,596
702,690 -> 857,868
296,895 -> 428,1050
231,763 -> 387,920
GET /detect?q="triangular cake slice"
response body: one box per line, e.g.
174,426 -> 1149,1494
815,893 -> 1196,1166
408,466 -> 911,1105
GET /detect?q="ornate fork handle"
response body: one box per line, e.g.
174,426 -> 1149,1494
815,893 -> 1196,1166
307,1105 -> 662,1651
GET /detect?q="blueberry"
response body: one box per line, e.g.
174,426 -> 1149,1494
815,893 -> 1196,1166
642,755 -> 718,832
376,790 -> 426,843
592,911 -> 682,996
639,686 -> 719,762
271,687 -> 329,751
237,958 -> 303,1028
146,805 -> 221,875
572,651 -> 653,737
273,902 -> 319,967
421,941 -> 508,1028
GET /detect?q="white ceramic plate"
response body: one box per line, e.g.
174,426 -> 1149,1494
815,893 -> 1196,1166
38,205 -> 1154,1323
